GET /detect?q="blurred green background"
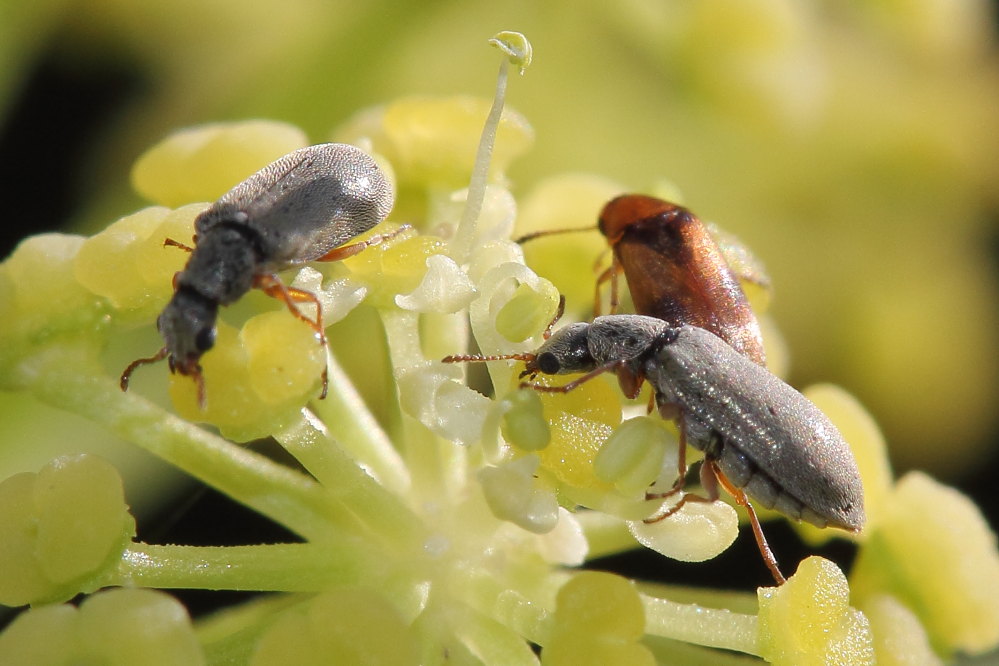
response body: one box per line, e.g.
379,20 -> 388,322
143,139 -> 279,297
1,1 -> 998,525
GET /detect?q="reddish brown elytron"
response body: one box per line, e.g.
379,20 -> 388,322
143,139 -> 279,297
597,194 -> 766,367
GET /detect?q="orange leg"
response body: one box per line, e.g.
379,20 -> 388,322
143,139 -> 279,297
640,427 -> 786,585
593,255 -> 623,318
164,237 -> 195,252
643,492 -> 717,523
253,273 -> 329,399
189,365 -> 208,410
710,460 -> 786,585
253,274 -> 325,340
608,256 -> 621,314
315,224 -> 412,262
645,422 -> 690,502
643,452 -> 719,523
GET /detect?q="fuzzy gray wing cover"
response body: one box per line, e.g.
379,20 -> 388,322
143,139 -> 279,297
648,325 -> 865,530
209,143 -> 394,267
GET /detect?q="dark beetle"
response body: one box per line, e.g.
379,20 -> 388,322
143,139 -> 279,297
522,315 -> 864,529
121,143 -> 395,406
445,313 -> 864,583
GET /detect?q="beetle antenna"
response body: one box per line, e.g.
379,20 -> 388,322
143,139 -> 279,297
442,352 -> 537,364
120,348 -> 170,392
513,225 -> 597,244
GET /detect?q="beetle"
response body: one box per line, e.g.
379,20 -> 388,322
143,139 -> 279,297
444,312 -> 864,584
120,142 -> 396,407
597,195 -> 767,365
517,194 -> 768,366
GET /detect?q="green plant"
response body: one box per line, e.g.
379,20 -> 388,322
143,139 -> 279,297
1,32 -> 997,665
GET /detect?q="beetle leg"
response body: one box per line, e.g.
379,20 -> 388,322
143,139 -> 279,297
253,274 -> 330,400
645,420 -> 690,501
643,418 -> 717,521
710,460 -> 786,585
520,359 -> 624,393
608,255 -> 622,314
163,237 -> 195,252
318,367 -> 328,400
643,462 -> 715,523
253,274 -> 326,341
315,224 -> 413,262
593,255 -> 623,317
192,365 -> 207,410
615,364 -> 646,399
642,492 -> 716,523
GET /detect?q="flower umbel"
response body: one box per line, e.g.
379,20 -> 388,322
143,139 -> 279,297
1,32 -> 997,665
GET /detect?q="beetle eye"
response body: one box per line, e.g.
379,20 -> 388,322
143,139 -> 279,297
195,327 -> 216,352
537,352 -> 560,375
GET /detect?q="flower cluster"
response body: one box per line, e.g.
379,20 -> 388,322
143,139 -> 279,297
0,33 -> 997,665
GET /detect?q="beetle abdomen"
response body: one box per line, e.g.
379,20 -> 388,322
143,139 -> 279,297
651,325 -> 865,532
708,433 -> 855,530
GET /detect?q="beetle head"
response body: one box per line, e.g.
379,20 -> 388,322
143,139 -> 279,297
120,288 -> 217,408
520,322 -> 594,380
158,288 -> 217,366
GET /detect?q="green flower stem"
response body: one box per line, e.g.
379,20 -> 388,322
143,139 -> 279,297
273,412 -> 428,551
451,56 -> 509,262
641,593 -> 760,657
380,309 -> 423,372
379,309 -> 453,498
108,542 -> 366,591
420,311 -> 470,376
304,350 -> 410,491
414,308 -> 477,486
25,348 -> 335,542
638,581 -> 758,615
418,310 -> 477,490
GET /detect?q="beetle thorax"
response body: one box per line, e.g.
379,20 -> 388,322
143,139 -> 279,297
178,223 -> 261,306
586,315 -> 668,365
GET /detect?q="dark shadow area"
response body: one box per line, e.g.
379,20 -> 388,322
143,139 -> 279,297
0,37 -> 146,258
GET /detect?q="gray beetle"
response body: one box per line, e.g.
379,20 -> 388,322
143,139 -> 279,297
445,313 -> 864,583
121,143 -> 396,406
